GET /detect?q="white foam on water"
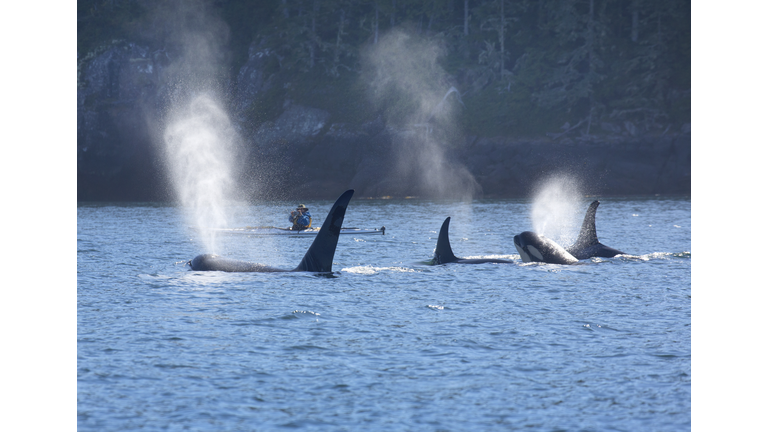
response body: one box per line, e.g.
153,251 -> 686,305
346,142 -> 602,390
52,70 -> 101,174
342,265 -> 418,274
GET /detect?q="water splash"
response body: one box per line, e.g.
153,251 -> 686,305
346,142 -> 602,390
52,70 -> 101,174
163,93 -> 240,252
530,174 -> 583,245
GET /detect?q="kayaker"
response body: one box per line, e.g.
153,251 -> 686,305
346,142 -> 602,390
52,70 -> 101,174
288,204 -> 312,231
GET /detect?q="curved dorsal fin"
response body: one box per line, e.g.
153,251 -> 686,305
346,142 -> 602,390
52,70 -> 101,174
294,189 -> 354,272
433,217 -> 459,264
574,200 -> 600,248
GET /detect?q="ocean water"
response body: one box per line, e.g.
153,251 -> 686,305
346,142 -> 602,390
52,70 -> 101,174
77,196 -> 691,431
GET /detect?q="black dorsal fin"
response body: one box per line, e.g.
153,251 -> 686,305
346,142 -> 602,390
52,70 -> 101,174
574,200 -> 600,248
433,217 -> 459,264
293,189 -> 354,272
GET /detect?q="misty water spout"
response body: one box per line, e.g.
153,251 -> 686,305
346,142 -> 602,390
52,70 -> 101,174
363,29 -> 479,199
163,93 -> 240,252
531,174 -> 583,245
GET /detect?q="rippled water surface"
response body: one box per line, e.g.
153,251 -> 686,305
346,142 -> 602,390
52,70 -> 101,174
78,197 -> 691,431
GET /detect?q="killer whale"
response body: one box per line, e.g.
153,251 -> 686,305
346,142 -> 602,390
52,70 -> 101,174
566,200 -> 625,260
513,200 -> 625,264
432,217 -> 515,265
188,189 -> 354,273
513,231 -> 579,265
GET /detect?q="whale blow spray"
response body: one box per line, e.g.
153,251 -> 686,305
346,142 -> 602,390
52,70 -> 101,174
164,93 -> 240,252
531,174 -> 583,246
363,29 -> 480,199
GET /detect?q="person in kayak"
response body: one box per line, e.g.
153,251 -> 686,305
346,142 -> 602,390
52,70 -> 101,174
289,204 -> 312,231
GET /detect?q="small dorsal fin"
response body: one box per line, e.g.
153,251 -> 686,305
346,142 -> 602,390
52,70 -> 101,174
294,189 -> 354,272
433,217 -> 459,264
574,200 -> 600,248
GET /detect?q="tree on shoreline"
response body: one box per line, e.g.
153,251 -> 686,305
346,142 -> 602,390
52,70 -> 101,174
78,0 -> 690,138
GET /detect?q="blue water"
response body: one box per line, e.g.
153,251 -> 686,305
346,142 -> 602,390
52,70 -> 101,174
77,196 -> 691,431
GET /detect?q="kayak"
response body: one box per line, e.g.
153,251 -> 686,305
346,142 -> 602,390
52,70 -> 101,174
213,226 -> 386,236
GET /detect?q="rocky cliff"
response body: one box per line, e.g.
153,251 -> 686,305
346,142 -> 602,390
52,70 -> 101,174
78,42 -> 170,201
77,41 -> 690,201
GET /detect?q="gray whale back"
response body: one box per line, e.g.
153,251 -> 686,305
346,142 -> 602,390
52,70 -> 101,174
566,200 -> 625,260
433,217 -> 514,265
189,254 -> 289,272
514,231 -> 579,265
188,189 -> 354,273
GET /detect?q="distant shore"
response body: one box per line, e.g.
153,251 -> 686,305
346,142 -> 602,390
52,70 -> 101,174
78,132 -> 690,202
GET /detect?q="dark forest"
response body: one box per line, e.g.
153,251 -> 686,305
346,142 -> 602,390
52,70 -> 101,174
78,0 -> 690,139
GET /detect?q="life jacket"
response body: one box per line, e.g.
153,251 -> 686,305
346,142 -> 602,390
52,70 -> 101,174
291,212 -> 312,230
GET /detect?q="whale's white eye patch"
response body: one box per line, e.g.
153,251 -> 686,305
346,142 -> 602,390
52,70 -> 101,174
529,246 -> 544,261
514,244 -> 531,262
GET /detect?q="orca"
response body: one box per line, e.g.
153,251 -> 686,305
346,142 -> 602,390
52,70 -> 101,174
513,231 -> 579,265
432,217 -> 515,265
188,189 -> 354,273
566,200 -> 625,259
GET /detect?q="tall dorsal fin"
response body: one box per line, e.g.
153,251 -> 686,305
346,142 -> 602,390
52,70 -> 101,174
294,189 -> 354,272
574,200 -> 600,248
433,217 -> 459,264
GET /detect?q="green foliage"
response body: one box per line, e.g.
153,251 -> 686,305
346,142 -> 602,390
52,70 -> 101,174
77,0 -> 146,55
215,1 -> 278,73
78,0 -> 691,137
243,77 -> 286,133
289,68 -> 373,124
463,80 -> 563,137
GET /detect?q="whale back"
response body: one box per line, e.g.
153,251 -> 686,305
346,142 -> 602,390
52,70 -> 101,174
433,217 -> 459,264
573,200 -> 600,249
189,254 -> 288,272
567,200 -> 625,259
514,231 -> 578,265
432,217 -> 514,265
293,189 -> 354,272
189,189 -> 355,273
